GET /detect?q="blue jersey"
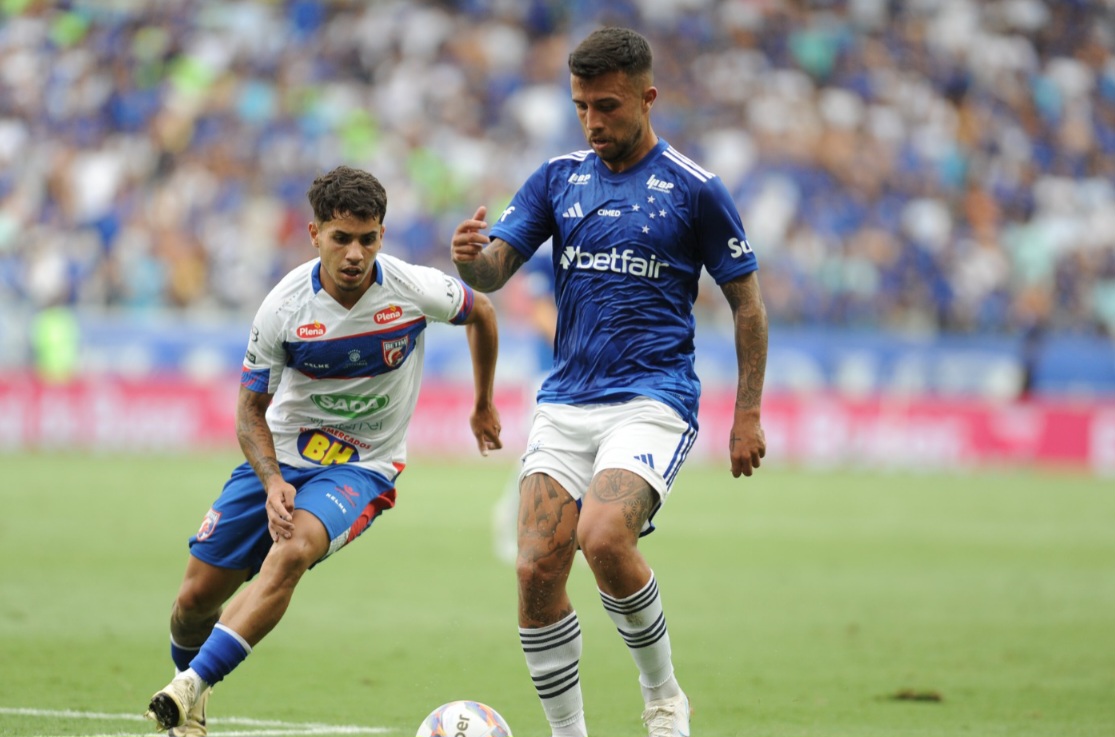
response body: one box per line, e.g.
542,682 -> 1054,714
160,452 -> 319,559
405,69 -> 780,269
490,138 -> 757,425
521,246 -> 557,376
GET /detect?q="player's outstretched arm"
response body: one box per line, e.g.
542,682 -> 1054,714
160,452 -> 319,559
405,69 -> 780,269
236,385 -> 297,539
721,271 -> 768,478
463,291 -> 503,457
450,205 -> 527,292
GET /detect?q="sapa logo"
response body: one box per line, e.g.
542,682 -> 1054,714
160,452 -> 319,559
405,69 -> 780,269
297,321 -> 327,338
311,393 -> 390,419
374,304 -> 403,324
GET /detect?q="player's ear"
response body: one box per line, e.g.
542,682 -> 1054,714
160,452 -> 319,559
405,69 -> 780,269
308,222 -> 320,249
643,85 -> 657,110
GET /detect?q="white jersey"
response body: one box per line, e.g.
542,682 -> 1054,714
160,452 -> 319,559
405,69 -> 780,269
241,253 -> 475,479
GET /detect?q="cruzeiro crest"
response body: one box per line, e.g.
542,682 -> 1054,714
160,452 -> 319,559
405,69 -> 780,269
381,336 -> 409,368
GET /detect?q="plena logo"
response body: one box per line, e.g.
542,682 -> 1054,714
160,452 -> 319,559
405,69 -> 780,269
646,174 -> 674,193
374,304 -> 403,324
560,245 -> 668,279
297,321 -> 327,338
311,393 -> 390,419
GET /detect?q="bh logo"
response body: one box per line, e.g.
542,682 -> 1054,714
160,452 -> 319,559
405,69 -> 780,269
298,431 -> 359,465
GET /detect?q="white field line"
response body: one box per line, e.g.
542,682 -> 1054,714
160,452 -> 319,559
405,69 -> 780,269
0,708 -> 392,736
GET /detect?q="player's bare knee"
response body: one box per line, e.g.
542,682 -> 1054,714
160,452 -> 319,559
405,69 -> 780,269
576,528 -> 630,573
578,505 -> 639,557
170,592 -> 220,637
265,535 -> 321,580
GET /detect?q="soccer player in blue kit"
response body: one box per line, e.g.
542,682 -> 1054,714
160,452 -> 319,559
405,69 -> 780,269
144,165 -> 502,734
451,27 -> 768,737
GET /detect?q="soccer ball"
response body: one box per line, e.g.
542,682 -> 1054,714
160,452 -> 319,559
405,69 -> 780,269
415,700 -> 513,737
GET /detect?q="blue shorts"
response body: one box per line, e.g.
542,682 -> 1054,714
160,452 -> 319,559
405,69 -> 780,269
189,462 -> 397,577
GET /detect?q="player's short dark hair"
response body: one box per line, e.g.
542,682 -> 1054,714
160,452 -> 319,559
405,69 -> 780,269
568,27 -> 653,81
307,165 -> 388,224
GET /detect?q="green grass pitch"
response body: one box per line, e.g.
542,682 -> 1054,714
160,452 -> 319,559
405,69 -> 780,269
1,452 -> 1113,736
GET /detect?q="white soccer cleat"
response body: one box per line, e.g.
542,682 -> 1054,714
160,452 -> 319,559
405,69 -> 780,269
641,690 -> 690,737
167,685 -> 210,737
144,675 -> 203,732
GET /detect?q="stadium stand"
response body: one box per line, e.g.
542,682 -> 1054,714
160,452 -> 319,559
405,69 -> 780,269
0,0 -> 1112,399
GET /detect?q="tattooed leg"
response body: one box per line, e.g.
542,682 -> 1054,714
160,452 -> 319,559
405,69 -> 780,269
517,472 -> 580,628
577,468 -> 656,598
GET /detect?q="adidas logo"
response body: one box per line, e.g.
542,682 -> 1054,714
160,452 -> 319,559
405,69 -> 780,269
562,202 -> 585,219
634,453 -> 655,469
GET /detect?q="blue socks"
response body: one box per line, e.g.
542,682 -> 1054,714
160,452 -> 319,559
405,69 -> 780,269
188,624 -> 252,686
170,637 -> 200,673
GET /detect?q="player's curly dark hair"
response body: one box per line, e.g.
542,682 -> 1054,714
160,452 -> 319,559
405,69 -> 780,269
568,27 -> 653,81
307,165 -> 388,224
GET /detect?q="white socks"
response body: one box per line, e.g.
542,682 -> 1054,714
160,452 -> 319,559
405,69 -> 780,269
599,572 -> 681,702
520,611 -> 587,737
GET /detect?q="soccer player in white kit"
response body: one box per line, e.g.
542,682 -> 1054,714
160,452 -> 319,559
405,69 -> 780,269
450,28 -> 768,737
144,166 -> 502,734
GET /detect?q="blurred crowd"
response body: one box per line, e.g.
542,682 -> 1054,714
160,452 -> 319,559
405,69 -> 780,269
2,0 -> 1114,338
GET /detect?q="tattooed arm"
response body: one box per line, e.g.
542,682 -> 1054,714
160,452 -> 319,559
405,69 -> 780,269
720,271 -> 768,478
450,205 -> 528,292
237,386 -> 296,540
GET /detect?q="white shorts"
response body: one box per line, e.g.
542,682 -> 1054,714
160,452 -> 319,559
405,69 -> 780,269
519,397 -> 699,532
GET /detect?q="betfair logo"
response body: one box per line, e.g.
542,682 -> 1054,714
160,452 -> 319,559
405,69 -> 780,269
560,245 -> 668,279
